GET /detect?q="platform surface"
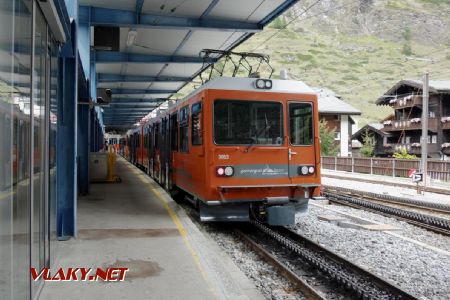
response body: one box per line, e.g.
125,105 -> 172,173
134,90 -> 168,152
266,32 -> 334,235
40,157 -> 262,300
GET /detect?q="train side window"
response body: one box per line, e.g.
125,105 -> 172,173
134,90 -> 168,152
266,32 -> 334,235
289,102 -> 313,145
191,102 -> 202,146
179,106 -> 189,153
170,113 -> 178,151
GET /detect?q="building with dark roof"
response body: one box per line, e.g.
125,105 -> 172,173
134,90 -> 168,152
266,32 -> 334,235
377,79 -> 450,158
314,87 -> 361,157
352,123 -> 392,157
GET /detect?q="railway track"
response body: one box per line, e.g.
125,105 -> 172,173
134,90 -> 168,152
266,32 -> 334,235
323,189 -> 450,236
237,221 -> 417,300
324,186 -> 450,214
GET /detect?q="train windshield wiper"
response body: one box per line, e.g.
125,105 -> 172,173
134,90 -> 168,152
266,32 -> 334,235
246,114 -> 271,152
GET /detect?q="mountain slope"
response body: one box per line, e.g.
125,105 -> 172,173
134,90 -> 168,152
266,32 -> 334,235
234,0 -> 450,124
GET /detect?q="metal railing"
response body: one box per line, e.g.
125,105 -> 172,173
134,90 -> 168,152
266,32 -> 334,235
321,156 -> 450,182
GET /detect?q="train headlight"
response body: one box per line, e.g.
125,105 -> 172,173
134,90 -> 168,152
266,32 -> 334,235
217,167 -> 225,176
298,165 -> 315,175
255,79 -> 266,89
254,79 -> 272,90
224,166 -> 234,176
300,166 -> 308,175
216,166 -> 234,177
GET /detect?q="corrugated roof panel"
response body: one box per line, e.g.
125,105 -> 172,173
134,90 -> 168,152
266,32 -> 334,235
119,28 -> 189,54
141,0 -> 213,18
176,30 -> 243,56
159,63 -> 204,77
209,0 -> 285,22
79,0 -> 134,11
96,63 -> 124,74
147,81 -> 186,90
124,63 -> 168,76
81,0 -> 300,128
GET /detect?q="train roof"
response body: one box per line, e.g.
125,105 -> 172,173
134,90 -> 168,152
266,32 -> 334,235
131,77 -> 318,130
177,77 -> 316,106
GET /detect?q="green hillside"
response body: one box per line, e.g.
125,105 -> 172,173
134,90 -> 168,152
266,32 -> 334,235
177,0 -> 450,126
235,0 -> 450,125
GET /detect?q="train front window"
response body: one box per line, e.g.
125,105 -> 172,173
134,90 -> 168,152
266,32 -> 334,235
214,100 -> 283,145
289,102 -> 313,145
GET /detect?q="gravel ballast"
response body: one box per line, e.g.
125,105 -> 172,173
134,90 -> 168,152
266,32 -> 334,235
294,206 -> 450,299
206,227 -> 306,300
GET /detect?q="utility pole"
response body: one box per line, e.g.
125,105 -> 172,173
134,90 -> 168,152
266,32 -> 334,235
421,73 -> 429,191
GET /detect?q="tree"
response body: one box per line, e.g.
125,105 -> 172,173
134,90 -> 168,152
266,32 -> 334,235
360,129 -> 375,157
319,119 -> 339,156
393,147 -> 417,159
270,16 -> 287,29
401,26 -> 413,56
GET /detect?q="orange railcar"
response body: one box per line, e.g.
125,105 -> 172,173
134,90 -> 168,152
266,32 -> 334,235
126,77 -> 321,225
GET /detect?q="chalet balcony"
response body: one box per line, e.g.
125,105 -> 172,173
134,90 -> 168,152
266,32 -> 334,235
383,118 -> 438,131
384,143 -> 439,156
389,95 -> 422,109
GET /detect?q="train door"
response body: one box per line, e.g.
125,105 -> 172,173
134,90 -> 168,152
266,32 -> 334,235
163,117 -> 171,190
168,113 -> 178,191
147,125 -> 152,175
143,126 -> 148,172
149,125 -> 154,177
287,101 -> 316,190
154,122 -> 161,182
139,129 -> 144,167
189,102 -> 204,197
130,134 -> 134,163
135,132 -> 139,166
160,118 -> 167,186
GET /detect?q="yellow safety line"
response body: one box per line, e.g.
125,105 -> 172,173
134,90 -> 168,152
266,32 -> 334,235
128,163 -> 216,295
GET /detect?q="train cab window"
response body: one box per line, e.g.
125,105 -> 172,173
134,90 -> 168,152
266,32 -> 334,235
191,102 -> 202,146
289,102 -> 313,145
170,113 -> 178,151
214,100 -> 283,145
179,106 -> 189,152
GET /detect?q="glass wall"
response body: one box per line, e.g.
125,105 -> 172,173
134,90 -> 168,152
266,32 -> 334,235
32,6 -> 48,294
49,42 -> 58,268
0,0 -> 59,298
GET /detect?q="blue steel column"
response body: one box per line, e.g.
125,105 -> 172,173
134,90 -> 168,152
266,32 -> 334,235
90,110 -> 96,152
90,61 -> 98,152
77,102 -> 89,195
77,19 -> 91,195
57,21 -> 78,239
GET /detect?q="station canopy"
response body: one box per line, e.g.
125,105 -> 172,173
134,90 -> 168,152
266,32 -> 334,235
80,0 -> 297,130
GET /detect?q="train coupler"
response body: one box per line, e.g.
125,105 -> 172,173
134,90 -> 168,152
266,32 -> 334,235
266,198 -> 308,226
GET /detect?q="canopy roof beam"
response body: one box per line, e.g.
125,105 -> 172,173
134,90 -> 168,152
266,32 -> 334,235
98,74 -> 189,83
93,51 -> 216,64
79,6 -> 262,32
110,88 -> 176,94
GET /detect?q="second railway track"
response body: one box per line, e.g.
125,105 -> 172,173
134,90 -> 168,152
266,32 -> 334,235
237,221 -> 417,300
323,187 -> 450,236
